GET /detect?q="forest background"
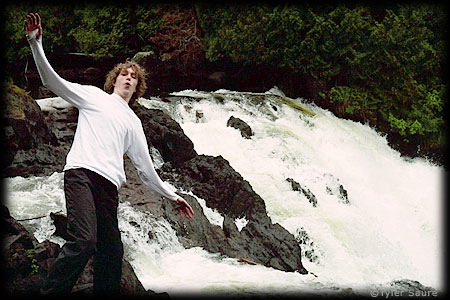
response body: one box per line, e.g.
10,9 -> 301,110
2,2 -> 448,165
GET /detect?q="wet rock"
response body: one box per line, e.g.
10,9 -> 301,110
324,174 -> 350,205
120,156 -> 168,218
296,227 -> 321,264
162,155 -> 268,220
287,178 -> 318,207
227,116 -> 254,139
131,104 -> 197,166
161,193 -> 227,253
2,84 -> 59,175
338,184 -> 350,204
50,211 -> 71,241
160,155 -> 307,273
223,216 -> 239,239
2,86 -> 77,178
2,204 -> 60,296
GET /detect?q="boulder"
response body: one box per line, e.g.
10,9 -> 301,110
161,155 -> 268,220
161,192 -> 307,273
227,116 -> 254,139
2,85 -> 71,178
2,84 -> 59,174
131,104 -> 197,166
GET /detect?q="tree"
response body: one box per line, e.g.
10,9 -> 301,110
148,3 -> 205,73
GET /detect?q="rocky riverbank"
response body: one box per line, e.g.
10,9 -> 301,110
2,83 -> 308,296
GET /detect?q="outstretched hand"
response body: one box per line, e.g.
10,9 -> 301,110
175,198 -> 194,219
25,13 -> 42,40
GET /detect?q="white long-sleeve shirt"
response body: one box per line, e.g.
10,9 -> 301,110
28,30 -> 179,201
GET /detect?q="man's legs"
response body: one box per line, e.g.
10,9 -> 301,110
41,168 -> 123,295
41,169 -> 98,295
91,172 -> 123,295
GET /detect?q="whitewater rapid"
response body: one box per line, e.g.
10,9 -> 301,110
5,88 -> 443,296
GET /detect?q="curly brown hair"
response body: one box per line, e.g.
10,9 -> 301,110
104,61 -> 147,105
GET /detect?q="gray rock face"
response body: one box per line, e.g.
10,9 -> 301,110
159,155 -> 307,273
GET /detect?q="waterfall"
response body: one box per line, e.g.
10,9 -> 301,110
138,88 -> 443,290
5,88 -> 443,296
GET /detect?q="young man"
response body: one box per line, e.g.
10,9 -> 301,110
24,13 -> 194,295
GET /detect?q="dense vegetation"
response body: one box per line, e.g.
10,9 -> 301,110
3,3 -> 447,163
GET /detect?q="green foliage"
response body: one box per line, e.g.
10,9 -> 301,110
3,3 -> 447,160
387,84 -> 445,145
319,86 -> 379,123
4,4 -> 161,64
69,5 -> 161,58
4,3 -> 79,84
198,3 -> 446,158
26,249 -> 39,275
5,4 -> 77,58
198,4 -> 309,68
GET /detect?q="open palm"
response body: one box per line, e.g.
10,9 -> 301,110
25,13 -> 42,40
175,198 -> 194,219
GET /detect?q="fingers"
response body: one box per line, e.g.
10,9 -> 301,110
30,13 -> 40,25
24,15 -> 30,29
25,13 -> 40,27
184,203 -> 194,218
176,203 -> 194,218
36,13 -> 43,38
175,198 -> 194,219
36,13 -> 41,26
177,206 -> 194,219
25,13 -> 42,40
185,206 -> 194,218
27,13 -> 36,25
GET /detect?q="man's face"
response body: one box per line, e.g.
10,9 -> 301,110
113,67 -> 138,102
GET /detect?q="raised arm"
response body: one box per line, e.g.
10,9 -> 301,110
25,13 -> 95,109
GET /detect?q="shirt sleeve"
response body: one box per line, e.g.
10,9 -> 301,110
126,122 -> 180,201
27,29 -> 95,109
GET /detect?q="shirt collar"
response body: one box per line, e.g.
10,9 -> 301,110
111,93 -> 131,109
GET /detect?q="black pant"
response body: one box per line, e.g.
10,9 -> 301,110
42,168 -> 123,295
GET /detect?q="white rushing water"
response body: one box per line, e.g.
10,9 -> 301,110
5,88 -> 444,297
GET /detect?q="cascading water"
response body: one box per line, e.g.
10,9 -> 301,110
5,87 -> 443,296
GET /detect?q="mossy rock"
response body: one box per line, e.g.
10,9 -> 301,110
3,84 -> 57,168
279,96 -> 316,116
4,84 -> 37,120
